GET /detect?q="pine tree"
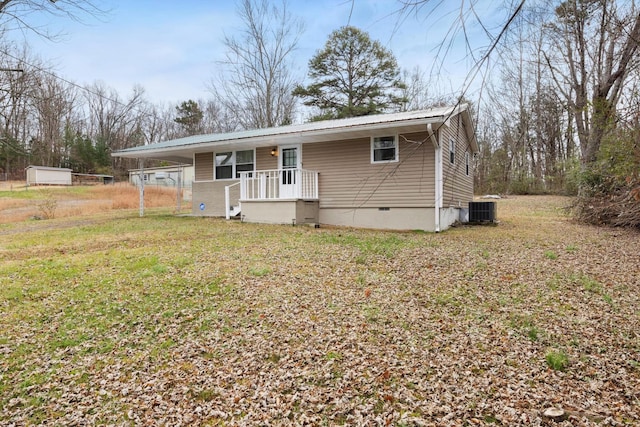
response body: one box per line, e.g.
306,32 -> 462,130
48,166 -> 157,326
174,100 -> 204,136
293,26 -> 406,120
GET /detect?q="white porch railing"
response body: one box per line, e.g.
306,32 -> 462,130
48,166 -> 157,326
239,168 -> 319,200
225,181 -> 241,220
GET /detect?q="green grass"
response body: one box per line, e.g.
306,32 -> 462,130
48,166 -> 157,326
545,350 -> 569,371
311,231 -> 412,259
1,196 -> 639,424
325,351 -> 342,361
192,388 -> 218,402
508,314 -> 541,341
527,326 -> 540,341
578,274 -> 602,293
0,189 -> 42,199
249,266 -> 271,276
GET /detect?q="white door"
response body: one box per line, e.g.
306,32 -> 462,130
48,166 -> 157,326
279,144 -> 301,198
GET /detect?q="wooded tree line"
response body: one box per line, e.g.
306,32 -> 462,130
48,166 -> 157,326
475,1 -> 637,188
0,52 -> 180,179
471,0 -> 640,225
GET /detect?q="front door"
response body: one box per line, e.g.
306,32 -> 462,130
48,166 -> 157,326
279,144 -> 300,198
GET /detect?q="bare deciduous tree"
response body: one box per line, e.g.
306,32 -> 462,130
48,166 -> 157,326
140,102 -> 180,146
0,43 -> 33,176
31,72 -> 78,166
0,0 -> 106,40
400,65 -> 457,111
211,0 -> 303,129
200,99 -> 237,134
544,0 -> 640,166
83,82 -> 146,171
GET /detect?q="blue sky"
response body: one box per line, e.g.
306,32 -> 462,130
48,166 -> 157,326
8,0 -> 507,105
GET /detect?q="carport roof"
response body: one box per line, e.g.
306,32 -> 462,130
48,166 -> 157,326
112,104 -> 477,164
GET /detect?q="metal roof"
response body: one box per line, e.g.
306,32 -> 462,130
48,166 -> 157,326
25,165 -> 73,172
112,104 -> 476,163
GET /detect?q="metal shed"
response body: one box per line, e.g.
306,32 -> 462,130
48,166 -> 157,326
25,166 -> 72,186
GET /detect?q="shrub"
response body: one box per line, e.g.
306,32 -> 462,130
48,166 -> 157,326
573,129 -> 640,227
36,190 -> 57,219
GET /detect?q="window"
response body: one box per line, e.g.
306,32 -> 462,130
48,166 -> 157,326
449,139 -> 455,164
215,150 -> 254,180
215,152 -> 233,179
371,135 -> 398,163
465,151 -> 470,176
235,150 -> 254,178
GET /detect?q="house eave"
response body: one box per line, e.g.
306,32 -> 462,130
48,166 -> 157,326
112,110 -> 455,163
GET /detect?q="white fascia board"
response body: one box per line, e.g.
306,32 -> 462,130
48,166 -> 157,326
113,117 -> 447,160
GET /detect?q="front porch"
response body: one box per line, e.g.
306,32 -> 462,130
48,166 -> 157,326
225,168 -> 320,225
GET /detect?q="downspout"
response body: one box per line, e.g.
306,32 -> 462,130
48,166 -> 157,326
428,124 -> 441,233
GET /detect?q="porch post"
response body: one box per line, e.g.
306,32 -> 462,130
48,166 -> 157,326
225,185 -> 230,220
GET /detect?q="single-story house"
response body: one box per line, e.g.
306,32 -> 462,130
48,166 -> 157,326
25,166 -> 72,186
128,164 -> 194,189
113,104 -> 478,232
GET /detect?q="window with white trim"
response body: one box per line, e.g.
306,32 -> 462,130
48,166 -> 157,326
235,150 -> 254,177
465,151 -> 470,176
449,139 -> 455,164
371,135 -> 398,163
215,149 -> 255,180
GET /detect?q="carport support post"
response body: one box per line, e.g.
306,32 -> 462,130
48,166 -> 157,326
139,158 -> 145,217
176,165 -> 182,213
225,185 -> 230,220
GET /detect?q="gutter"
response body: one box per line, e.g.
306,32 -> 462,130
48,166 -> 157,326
428,123 -> 442,233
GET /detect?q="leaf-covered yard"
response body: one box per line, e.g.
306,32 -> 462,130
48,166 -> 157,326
0,196 -> 638,426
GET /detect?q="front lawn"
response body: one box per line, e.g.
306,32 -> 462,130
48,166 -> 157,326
0,196 -> 638,425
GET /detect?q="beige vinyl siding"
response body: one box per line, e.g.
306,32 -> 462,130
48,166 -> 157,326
192,181 -> 239,216
303,131 -> 435,208
194,152 -> 214,181
441,114 -> 474,207
256,147 -> 277,170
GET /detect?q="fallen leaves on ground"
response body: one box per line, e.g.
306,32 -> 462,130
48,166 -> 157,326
0,196 -> 638,426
